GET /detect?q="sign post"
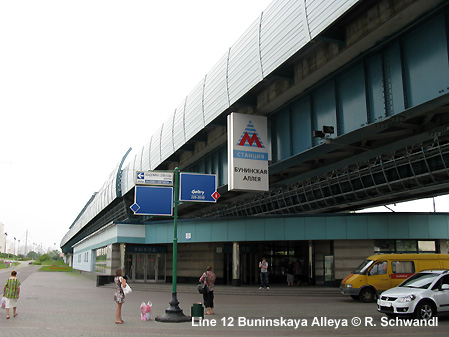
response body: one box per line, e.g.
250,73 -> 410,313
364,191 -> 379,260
132,169 -> 218,323
155,167 -> 190,323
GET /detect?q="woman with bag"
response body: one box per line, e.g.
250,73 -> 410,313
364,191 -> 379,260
199,266 -> 216,315
3,270 -> 20,319
114,268 -> 127,324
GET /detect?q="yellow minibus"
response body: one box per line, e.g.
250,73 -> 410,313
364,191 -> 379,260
340,253 -> 449,302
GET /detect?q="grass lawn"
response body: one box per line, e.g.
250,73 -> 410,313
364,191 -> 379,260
0,261 -> 19,269
39,265 -> 73,272
37,259 -> 72,272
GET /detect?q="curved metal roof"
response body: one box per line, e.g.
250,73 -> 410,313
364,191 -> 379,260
61,0 -> 360,248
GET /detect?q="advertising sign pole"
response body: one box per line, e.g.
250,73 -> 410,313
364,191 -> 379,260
156,167 -> 190,322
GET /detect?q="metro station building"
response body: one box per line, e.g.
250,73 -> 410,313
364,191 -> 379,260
61,0 -> 449,286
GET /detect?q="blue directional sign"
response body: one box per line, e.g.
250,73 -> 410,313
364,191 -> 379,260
131,185 -> 173,216
179,173 -> 217,203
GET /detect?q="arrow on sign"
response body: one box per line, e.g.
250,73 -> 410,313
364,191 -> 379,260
137,172 -> 144,179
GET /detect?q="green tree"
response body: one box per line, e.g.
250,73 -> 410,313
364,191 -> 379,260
26,251 -> 39,259
38,254 -> 50,262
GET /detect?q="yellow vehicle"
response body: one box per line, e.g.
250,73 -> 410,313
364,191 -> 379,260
340,253 -> 449,303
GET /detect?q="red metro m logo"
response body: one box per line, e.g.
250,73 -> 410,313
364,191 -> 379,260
237,121 -> 265,149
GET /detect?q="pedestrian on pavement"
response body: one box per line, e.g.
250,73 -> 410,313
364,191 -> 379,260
3,270 -> 21,319
199,266 -> 216,315
259,257 -> 269,289
114,268 -> 127,324
286,261 -> 295,286
294,260 -> 302,286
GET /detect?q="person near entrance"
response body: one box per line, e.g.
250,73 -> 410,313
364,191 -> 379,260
199,266 -> 216,315
114,268 -> 127,324
259,258 -> 269,289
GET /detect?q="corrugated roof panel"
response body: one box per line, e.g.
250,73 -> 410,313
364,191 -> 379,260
121,161 -> 134,195
184,80 -> 205,141
307,0 -> 359,38
228,19 -> 262,105
141,140 -> 151,171
260,0 -> 307,77
203,53 -> 229,125
173,99 -> 187,152
150,125 -> 163,169
160,113 -> 175,162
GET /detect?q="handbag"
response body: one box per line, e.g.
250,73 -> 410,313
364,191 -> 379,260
197,283 -> 209,294
122,283 -> 132,295
1,296 -> 6,309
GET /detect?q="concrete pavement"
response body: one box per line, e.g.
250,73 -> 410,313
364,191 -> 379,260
1,265 -> 448,336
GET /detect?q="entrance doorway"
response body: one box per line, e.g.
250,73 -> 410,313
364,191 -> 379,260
240,252 -> 258,285
125,253 -> 166,283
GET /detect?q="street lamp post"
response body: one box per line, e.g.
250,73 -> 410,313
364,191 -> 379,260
14,237 -> 16,264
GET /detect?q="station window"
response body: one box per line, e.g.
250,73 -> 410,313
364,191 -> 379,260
374,240 -> 436,253
374,240 -> 395,252
396,240 -> 417,252
418,241 -> 436,252
96,246 -> 108,274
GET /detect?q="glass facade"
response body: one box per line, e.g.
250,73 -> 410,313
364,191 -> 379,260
95,246 -> 108,274
374,240 -> 437,254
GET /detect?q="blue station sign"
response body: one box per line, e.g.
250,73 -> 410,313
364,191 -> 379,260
130,185 -> 173,216
179,173 -> 217,203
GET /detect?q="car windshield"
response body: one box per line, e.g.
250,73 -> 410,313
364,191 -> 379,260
399,272 -> 439,289
353,260 -> 374,275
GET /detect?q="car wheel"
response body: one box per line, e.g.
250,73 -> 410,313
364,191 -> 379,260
359,288 -> 376,303
414,301 -> 435,320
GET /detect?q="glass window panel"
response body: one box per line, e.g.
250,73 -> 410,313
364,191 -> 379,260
418,241 -> 436,252
392,261 -> 415,274
396,240 -> 417,252
374,240 -> 394,253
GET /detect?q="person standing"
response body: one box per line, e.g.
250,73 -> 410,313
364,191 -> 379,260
3,270 -> 20,319
286,261 -> 295,286
259,258 -> 269,289
114,268 -> 127,324
199,266 -> 216,315
294,260 -> 302,286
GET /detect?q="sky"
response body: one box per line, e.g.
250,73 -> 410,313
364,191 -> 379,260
1,1 -> 448,256
0,0 -> 273,254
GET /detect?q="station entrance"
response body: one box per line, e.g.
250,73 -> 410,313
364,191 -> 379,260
125,245 -> 166,283
223,241 -> 310,286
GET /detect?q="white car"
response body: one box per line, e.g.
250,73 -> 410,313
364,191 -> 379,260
377,270 -> 449,319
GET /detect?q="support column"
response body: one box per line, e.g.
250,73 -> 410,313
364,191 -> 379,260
120,243 -> 126,271
308,240 -> 315,285
232,242 -> 241,286
437,239 -> 448,254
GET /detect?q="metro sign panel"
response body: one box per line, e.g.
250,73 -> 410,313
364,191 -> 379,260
228,112 -> 269,192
